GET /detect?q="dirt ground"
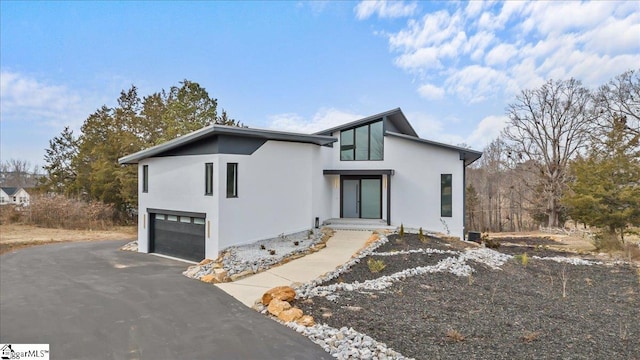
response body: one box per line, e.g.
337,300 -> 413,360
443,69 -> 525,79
488,231 -> 598,252
0,224 -> 137,254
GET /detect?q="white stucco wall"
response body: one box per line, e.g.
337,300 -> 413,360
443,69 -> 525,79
134,125 -> 469,261
311,146 -> 334,226
216,141 -> 318,249
321,130 -> 466,238
137,154 -> 219,258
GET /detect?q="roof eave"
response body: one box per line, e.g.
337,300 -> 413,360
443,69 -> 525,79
314,108 -> 418,137
118,125 -> 337,165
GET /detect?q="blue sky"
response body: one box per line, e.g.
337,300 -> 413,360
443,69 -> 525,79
2,1 -> 639,168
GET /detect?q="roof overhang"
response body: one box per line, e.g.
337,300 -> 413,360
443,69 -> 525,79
385,132 -> 483,166
314,108 -> 418,138
119,125 -> 337,164
323,169 -> 395,176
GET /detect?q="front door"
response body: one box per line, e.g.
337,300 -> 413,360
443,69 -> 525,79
342,180 -> 359,218
341,176 -> 382,219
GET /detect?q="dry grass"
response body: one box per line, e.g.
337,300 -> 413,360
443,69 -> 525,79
0,224 -> 136,255
521,331 -> 542,343
0,195 -> 119,230
445,329 -> 465,342
622,243 -> 640,262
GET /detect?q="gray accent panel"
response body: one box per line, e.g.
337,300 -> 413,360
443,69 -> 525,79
155,135 -> 267,157
383,116 -> 401,134
218,135 -> 267,155
324,169 -> 395,175
119,124 -> 337,164
148,208 -> 206,218
157,137 -> 219,157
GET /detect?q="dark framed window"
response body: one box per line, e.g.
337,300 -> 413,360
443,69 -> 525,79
142,165 -> 149,193
441,174 -> 452,217
205,163 -> 213,196
340,120 -> 383,161
226,163 -> 238,198
340,128 -> 354,160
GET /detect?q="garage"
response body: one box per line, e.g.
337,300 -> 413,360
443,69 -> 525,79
149,210 -> 206,262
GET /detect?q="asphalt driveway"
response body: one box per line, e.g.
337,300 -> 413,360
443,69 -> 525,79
0,240 -> 330,360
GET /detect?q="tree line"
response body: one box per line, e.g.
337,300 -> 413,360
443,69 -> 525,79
40,80 -> 239,220
20,71 -> 640,242
466,69 -> 640,243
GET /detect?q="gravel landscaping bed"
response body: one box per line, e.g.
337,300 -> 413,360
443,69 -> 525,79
293,233 -> 639,360
184,228 -> 331,281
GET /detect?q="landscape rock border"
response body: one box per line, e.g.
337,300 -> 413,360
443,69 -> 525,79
119,240 -> 138,252
183,228 -> 334,283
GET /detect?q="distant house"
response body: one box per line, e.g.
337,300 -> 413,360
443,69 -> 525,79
119,108 -> 482,262
0,187 -> 30,206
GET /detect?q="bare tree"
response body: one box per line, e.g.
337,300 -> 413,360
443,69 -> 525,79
502,79 -> 596,228
0,159 -> 41,188
594,69 -> 640,137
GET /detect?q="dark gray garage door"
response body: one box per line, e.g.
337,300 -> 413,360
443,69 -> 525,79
151,212 -> 205,262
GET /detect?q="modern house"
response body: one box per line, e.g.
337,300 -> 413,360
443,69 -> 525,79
0,187 -> 30,206
119,108 -> 482,262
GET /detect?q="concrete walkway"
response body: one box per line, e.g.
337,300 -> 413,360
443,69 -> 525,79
216,230 -> 373,307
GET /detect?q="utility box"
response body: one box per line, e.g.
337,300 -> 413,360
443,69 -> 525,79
467,231 -> 481,243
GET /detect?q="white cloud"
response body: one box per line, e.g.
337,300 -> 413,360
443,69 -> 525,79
0,70 -> 87,128
267,108 -> 363,134
484,43 -> 517,67
466,115 -> 509,149
1,71 -> 79,113
393,47 -> 442,70
355,0 -> 418,20
375,1 -> 640,104
579,12 -> 640,55
389,10 -> 461,51
445,65 -> 512,103
417,83 -> 445,100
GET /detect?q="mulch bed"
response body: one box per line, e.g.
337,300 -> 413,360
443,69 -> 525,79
296,234 -> 640,359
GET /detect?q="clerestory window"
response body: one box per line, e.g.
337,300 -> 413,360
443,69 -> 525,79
340,120 -> 383,161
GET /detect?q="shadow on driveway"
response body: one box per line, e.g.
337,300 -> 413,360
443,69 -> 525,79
0,240 -> 330,360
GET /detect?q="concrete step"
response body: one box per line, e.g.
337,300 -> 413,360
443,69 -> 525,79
322,218 -> 396,231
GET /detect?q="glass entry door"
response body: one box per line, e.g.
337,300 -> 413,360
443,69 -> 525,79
341,177 -> 381,219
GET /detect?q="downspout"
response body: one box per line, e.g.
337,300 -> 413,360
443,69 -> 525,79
387,174 -> 391,226
463,161 -> 466,240
461,152 -> 467,240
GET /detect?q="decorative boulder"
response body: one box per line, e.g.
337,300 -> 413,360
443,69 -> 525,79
200,274 -> 218,284
277,307 -> 303,322
296,315 -> 315,327
261,286 -> 296,305
267,298 -> 291,316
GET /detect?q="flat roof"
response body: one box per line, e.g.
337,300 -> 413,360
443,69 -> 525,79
323,169 -> 395,176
